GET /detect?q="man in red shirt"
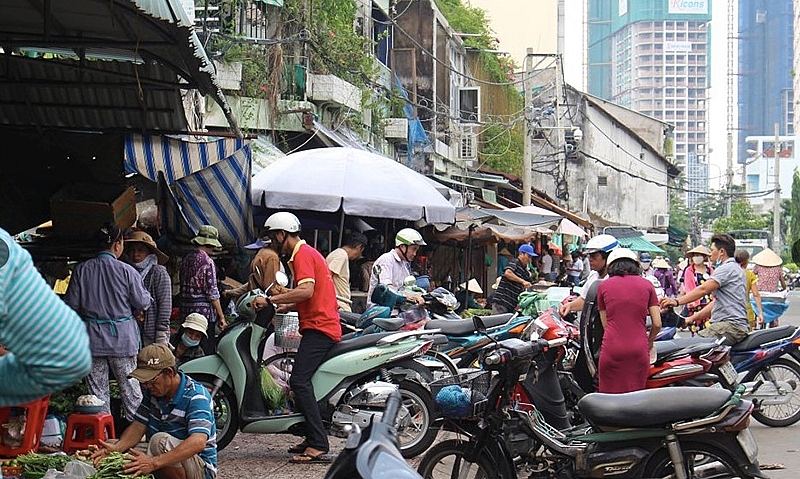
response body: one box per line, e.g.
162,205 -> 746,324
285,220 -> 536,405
254,211 -> 340,463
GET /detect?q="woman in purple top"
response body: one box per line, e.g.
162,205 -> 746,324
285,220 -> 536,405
64,223 -> 153,419
596,248 -> 661,394
179,225 -> 227,355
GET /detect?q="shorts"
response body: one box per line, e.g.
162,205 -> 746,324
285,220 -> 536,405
147,432 -> 211,479
698,321 -> 749,346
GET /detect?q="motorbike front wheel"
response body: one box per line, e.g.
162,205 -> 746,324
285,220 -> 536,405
395,380 -> 437,458
643,441 -> 750,477
193,374 -> 240,451
743,357 -> 800,427
417,440 -> 509,479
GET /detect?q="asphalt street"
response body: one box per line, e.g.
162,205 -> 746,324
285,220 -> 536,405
216,290 -> 800,478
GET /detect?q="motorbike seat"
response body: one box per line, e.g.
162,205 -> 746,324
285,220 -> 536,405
426,313 -> 515,336
578,386 -> 732,429
322,331 -> 398,362
654,337 -> 717,363
373,316 -> 406,331
732,325 -> 797,352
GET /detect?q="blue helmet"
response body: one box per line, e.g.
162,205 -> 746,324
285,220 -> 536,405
640,252 -> 652,262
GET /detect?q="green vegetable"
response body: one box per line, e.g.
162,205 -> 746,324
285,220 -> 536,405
17,452 -> 71,475
260,366 -> 287,410
86,451 -> 155,479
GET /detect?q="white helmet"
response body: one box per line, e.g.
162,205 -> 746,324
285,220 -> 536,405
584,234 -> 619,254
607,247 -> 639,266
395,228 -> 426,247
264,212 -> 301,233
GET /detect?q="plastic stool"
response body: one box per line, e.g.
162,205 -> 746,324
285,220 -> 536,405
0,395 -> 50,456
62,413 -> 116,453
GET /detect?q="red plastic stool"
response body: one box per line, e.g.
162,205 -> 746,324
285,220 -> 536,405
0,395 -> 50,456
62,413 -> 116,453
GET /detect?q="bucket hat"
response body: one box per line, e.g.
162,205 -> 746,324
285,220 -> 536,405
686,245 -> 711,257
752,248 -> 783,267
192,225 -> 222,248
459,278 -> 483,295
181,313 -> 209,337
128,344 -> 176,382
125,230 -> 168,264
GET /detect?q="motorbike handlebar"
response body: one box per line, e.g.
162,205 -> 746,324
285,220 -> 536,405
484,337 -> 568,365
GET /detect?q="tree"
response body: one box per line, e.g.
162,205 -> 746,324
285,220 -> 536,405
713,198 -> 767,233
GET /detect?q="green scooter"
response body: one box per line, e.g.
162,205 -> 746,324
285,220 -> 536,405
179,274 -> 439,459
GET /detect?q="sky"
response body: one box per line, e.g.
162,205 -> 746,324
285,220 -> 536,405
467,0 -> 730,189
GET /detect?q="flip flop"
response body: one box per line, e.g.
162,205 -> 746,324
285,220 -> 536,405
287,442 -> 308,454
289,452 -> 334,464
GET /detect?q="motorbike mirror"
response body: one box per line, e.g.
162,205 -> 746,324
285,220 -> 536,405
403,275 -> 417,287
274,271 -> 289,288
472,315 -> 487,334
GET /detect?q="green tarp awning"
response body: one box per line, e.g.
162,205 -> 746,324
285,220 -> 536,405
618,236 -> 666,254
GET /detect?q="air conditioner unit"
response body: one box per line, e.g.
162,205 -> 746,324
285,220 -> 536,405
383,118 -> 408,140
653,213 -> 670,228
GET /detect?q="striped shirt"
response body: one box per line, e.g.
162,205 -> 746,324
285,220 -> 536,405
134,372 -> 217,479
0,228 -> 91,406
492,259 -> 532,313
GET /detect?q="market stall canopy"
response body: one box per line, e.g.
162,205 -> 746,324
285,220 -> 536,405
556,218 -> 589,238
0,0 -> 238,134
434,223 -> 541,245
251,147 -> 456,224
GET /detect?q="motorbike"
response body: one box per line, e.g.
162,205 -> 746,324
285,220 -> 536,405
416,317 -> 766,479
324,390 -> 423,479
725,324 -> 800,427
179,275 -> 440,459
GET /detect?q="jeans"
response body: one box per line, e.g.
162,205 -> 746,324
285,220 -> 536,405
289,329 -> 336,451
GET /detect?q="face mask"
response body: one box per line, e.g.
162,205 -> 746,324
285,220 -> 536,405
181,333 -> 201,348
692,256 -> 705,265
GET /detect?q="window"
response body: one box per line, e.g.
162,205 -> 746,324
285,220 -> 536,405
458,87 -> 480,123
598,176 -> 608,187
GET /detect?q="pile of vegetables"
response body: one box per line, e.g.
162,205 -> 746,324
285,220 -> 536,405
87,452 -> 155,479
16,452 -> 71,477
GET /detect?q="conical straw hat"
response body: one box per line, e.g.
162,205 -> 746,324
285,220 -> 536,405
752,248 -> 782,267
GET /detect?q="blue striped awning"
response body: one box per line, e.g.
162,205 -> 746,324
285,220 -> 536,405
124,134 -> 254,246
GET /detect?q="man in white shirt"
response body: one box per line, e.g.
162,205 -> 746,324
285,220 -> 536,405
366,228 -> 426,308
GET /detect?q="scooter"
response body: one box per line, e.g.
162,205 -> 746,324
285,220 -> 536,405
179,274 -> 440,459
416,317 -> 766,479
324,390 -> 423,479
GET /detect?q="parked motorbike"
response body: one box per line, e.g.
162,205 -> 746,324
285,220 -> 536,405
324,390 -> 422,479
179,274 -> 440,458
726,324 -> 800,426
416,317 -> 765,479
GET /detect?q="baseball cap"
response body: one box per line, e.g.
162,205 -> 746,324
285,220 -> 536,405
128,344 -> 176,382
518,244 -> 538,257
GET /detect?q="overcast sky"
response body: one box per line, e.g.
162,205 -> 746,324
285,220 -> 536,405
467,0 -> 730,189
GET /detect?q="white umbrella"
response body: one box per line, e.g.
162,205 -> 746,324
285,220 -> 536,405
557,218 -> 589,237
251,147 -> 456,224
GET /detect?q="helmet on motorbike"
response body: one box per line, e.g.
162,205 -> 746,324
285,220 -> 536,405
264,212 -> 301,233
428,287 -> 459,315
395,228 -> 426,247
235,290 -> 264,320
583,234 -> 619,254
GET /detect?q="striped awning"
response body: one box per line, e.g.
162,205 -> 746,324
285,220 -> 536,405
124,134 -> 254,246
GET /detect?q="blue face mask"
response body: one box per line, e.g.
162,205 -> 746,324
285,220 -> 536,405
181,333 -> 201,348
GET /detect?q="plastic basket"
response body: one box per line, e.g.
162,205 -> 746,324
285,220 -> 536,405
430,370 -> 491,418
2,465 -> 23,478
274,313 -> 302,349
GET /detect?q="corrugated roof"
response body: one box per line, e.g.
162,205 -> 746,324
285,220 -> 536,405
0,0 -> 238,134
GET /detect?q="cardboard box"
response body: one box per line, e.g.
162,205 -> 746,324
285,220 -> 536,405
50,184 -> 137,239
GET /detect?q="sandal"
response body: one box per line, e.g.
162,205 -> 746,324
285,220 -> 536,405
287,442 -> 308,454
289,451 -> 333,464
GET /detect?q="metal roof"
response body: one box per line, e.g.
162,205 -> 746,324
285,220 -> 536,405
0,0 -> 238,134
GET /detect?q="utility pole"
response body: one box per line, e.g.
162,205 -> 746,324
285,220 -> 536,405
773,122 -> 782,253
522,48 -> 533,205
725,0 -> 734,217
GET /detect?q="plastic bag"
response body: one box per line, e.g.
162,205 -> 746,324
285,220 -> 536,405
260,367 -> 287,410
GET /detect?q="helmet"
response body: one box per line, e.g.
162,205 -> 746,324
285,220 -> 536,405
518,244 -> 538,257
639,252 -> 652,262
264,212 -> 301,233
607,247 -> 639,266
584,234 -> 619,254
235,290 -> 264,320
395,228 -> 426,247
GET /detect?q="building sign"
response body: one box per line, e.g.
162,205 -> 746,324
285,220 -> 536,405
665,41 -> 692,52
668,0 -> 708,15
619,0 -> 627,16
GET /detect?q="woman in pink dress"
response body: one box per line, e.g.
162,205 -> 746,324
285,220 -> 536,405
596,248 -> 662,393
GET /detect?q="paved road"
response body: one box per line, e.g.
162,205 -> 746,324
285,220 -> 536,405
216,289 -> 800,478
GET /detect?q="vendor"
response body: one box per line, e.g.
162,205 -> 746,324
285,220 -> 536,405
455,278 -> 486,314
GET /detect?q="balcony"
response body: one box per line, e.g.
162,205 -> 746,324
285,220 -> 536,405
307,74 -> 362,111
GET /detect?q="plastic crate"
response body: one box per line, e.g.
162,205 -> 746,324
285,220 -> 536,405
274,313 -> 301,349
430,370 -> 491,418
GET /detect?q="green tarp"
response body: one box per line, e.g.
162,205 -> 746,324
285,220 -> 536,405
618,236 -> 666,254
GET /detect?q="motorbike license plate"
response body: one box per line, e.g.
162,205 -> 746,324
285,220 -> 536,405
719,361 -> 738,386
736,428 -> 759,462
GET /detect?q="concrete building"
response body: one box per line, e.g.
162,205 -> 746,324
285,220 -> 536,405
738,1 -> 794,172
587,0 -> 712,207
